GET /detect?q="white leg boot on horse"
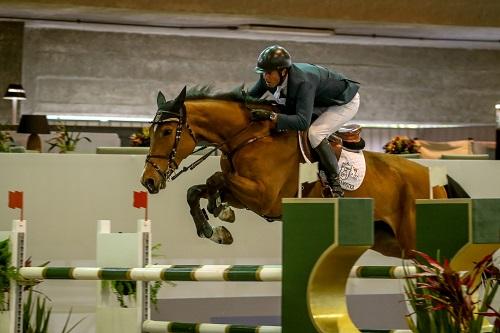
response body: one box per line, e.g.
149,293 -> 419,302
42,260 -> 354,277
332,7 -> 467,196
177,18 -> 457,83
314,138 -> 344,198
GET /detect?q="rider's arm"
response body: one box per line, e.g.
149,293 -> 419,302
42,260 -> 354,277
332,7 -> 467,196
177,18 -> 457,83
247,75 -> 268,98
275,81 -> 314,131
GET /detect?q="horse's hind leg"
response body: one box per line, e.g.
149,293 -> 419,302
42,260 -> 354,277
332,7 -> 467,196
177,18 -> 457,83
206,172 -> 235,223
187,184 -> 233,244
372,221 -> 404,258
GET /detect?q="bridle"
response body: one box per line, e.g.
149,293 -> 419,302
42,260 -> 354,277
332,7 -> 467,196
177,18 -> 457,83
145,103 -> 196,186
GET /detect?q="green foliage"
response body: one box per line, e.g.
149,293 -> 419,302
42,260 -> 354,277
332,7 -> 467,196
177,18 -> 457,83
23,289 -> 51,333
405,250 -> 499,333
109,243 -> 173,309
0,238 -> 18,311
0,124 -> 14,152
60,307 -> 86,333
1,241 -> 85,332
149,280 -> 163,311
110,280 -> 137,308
46,124 -> 91,153
23,288 -> 86,333
149,243 -> 172,310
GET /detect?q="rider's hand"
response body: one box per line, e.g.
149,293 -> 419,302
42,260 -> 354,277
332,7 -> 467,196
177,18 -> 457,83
251,110 -> 277,122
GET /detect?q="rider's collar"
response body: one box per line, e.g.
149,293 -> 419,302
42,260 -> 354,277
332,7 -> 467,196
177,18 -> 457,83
277,75 -> 288,94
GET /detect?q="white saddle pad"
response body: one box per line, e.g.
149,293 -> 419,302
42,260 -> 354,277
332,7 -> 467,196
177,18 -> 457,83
338,150 -> 366,191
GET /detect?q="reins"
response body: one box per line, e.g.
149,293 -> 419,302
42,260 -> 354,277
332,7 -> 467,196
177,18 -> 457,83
171,121 -> 272,180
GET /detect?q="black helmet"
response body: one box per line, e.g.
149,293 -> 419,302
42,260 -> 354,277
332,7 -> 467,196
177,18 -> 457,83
255,45 -> 292,73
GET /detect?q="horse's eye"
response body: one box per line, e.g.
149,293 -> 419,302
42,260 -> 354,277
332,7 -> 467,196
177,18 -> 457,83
162,128 -> 173,137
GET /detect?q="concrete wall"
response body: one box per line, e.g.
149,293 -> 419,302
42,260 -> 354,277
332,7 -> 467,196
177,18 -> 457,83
20,25 -> 500,125
0,21 -> 24,124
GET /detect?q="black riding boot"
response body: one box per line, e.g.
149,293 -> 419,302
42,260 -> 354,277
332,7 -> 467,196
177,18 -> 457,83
314,139 -> 344,198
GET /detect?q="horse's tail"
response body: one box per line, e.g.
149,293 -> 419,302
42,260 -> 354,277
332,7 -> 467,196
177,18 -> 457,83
444,175 -> 470,198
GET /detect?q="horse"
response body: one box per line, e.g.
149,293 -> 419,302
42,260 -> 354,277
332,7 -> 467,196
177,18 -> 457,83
140,86 -> 441,258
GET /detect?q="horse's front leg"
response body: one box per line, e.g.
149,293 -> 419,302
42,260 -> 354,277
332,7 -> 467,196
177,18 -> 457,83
206,172 -> 235,223
186,184 -> 233,244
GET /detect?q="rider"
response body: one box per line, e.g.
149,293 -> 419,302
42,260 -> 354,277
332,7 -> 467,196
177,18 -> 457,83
247,45 -> 361,197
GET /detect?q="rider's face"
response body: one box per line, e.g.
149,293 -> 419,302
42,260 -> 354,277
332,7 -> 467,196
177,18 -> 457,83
263,70 -> 283,88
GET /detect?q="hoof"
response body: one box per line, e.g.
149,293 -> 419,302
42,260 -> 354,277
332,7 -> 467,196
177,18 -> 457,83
217,205 -> 235,223
209,226 -> 233,245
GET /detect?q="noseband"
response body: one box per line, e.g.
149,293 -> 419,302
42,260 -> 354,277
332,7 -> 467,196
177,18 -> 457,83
146,104 -> 196,185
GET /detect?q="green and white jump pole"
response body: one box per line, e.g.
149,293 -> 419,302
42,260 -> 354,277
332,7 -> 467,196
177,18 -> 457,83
19,265 -> 282,282
2,219 -> 283,333
19,265 -> 418,281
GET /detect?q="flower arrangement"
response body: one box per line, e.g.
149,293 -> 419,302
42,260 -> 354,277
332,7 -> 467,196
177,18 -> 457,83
383,136 -> 421,154
129,127 -> 150,147
46,124 -> 91,153
405,250 -> 499,332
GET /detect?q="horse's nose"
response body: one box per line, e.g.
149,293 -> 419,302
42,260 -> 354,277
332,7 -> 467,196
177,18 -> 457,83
143,178 -> 158,194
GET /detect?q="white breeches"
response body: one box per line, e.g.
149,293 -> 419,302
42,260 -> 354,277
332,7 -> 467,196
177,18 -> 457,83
308,92 -> 360,148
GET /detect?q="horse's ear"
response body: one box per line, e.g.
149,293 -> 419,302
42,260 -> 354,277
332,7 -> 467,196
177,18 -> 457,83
157,91 -> 166,108
172,86 -> 187,118
172,86 -> 186,107
176,86 -> 187,104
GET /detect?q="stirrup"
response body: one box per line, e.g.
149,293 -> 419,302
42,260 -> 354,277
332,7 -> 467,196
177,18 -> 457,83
318,171 -> 344,198
322,185 -> 344,198
331,185 -> 344,198
330,176 -> 344,198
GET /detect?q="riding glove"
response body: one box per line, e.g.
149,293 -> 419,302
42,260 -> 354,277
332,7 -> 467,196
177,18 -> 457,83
251,110 -> 277,122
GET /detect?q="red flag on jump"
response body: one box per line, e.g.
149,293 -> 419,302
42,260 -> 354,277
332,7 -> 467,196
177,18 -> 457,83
8,191 -> 23,209
133,191 -> 148,209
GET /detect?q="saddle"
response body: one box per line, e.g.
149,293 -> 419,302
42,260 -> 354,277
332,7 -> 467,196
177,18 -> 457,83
299,124 -> 366,163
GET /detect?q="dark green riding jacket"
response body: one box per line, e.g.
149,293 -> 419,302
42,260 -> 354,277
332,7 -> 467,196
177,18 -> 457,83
248,63 -> 360,131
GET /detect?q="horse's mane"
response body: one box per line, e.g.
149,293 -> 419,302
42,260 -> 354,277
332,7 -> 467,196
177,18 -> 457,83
186,85 -> 274,106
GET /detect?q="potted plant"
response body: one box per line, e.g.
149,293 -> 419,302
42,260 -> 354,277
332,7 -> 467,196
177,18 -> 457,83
404,250 -> 499,332
46,124 -> 91,153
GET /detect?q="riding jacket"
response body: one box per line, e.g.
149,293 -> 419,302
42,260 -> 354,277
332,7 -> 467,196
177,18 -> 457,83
248,63 -> 360,131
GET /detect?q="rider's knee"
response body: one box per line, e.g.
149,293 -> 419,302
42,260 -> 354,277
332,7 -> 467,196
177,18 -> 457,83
308,129 -> 325,148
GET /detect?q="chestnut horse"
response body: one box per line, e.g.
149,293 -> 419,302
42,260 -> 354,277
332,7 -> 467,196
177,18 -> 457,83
141,86 -> 435,258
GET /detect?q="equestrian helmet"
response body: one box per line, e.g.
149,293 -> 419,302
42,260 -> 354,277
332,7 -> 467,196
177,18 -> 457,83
255,45 -> 292,73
